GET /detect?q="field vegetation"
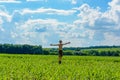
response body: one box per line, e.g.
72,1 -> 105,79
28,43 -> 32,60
0,54 -> 120,79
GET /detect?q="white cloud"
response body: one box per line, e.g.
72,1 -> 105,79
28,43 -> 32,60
26,0 -> 47,2
0,12 -> 12,22
100,32 -> 120,46
77,4 -> 101,27
101,0 -> 120,31
0,6 -> 12,22
101,1 -> 120,24
77,2 -> 120,32
11,32 -> 18,38
20,8 -> 76,16
27,0 -> 39,1
63,0 -> 78,5
0,6 -> 11,32
12,18 -> 89,47
0,17 -> 3,24
12,19 -> 67,46
0,17 -> 4,32
0,0 -> 21,3
70,0 -> 120,46
0,26 -> 4,32
71,0 -> 77,4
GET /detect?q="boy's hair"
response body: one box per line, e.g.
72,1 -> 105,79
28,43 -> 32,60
59,40 -> 62,43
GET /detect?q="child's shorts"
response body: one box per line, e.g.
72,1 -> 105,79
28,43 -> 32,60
59,50 -> 63,57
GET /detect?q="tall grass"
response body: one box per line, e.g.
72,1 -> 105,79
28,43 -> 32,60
0,54 -> 120,80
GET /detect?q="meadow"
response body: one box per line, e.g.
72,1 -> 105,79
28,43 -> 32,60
0,54 -> 120,80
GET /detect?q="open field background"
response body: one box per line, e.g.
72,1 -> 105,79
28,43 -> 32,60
0,54 -> 120,80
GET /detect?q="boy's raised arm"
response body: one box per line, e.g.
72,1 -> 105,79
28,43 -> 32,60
50,44 -> 59,46
63,42 -> 70,45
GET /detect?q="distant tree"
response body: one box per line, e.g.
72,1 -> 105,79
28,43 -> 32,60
0,44 -> 42,54
43,50 -> 49,55
64,50 -> 73,55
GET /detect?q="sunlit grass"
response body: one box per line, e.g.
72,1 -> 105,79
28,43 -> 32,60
0,54 -> 120,80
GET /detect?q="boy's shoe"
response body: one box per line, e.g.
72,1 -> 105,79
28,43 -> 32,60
59,61 -> 61,64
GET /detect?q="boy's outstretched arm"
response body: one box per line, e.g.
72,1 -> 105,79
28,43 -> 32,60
63,42 -> 71,45
50,44 -> 59,46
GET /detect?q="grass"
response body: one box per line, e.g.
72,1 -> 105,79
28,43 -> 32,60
0,54 -> 120,80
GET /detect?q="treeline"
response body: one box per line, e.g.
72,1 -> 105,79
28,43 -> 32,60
44,48 -> 120,56
0,44 -> 42,54
75,50 -> 120,56
44,46 -> 120,56
0,44 -> 120,56
63,45 -> 120,50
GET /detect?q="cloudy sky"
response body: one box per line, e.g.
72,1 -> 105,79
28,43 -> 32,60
0,0 -> 120,47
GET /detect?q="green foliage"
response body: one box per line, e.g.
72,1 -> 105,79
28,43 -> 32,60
81,48 -> 120,56
0,54 -> 120,79
64,50 -> 74,55
48,47 -> 120,56
0,44 -> 42,54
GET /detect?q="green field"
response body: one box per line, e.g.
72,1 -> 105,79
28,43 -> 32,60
0,54 -> 120,80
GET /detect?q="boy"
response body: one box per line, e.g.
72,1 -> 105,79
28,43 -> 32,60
50,40 -> 70,64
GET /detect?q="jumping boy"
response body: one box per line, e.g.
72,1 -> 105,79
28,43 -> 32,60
50,40 -> 70,64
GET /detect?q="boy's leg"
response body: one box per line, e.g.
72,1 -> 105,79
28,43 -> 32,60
58,50 -> 63,64
59,56 -> 62,64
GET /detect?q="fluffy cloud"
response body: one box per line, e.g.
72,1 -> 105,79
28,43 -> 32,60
63,0 -> 77,5
0,17 -> 4,32
107,0 -> 120,29
11,19 -> 70,46
0,6 -> 12,22
0,0 -> 21,3
20,8 -> 76,16
71,0 -> 77,4
0,5 -> 11,32
26,0 -> 39,1
76,4 -> 101,27
26,0 -> 47,2
0,17 -> 3,24
12,18 -> 89,47
100,32 -> 120,46
0,27 -> 4,32
73,0 -> 120,46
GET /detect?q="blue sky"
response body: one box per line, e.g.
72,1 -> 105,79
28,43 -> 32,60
0,0 -> 120,47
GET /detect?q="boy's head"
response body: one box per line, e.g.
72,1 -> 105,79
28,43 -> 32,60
59,40 -> 62,43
